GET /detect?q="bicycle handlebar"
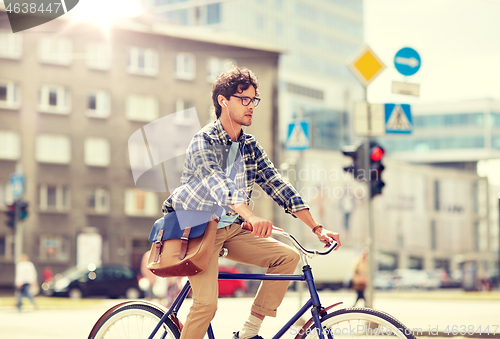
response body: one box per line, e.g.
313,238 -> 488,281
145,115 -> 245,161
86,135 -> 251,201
241,223 -> 338,259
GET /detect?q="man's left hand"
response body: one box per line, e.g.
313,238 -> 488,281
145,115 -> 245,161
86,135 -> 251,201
317,228 -> 341,250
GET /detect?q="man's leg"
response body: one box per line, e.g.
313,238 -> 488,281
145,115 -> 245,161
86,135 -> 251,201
224,223 -> 300,336
179,222 -> 227,339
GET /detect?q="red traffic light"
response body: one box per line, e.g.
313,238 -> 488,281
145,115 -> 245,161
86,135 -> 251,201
371,146 -> 384,162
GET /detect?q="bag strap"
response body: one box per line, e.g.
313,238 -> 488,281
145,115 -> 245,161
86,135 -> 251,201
178,227 -> 192,260
153,229 -> 164,263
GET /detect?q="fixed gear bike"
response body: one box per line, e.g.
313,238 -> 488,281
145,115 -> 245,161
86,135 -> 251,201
88,226 -> 417,339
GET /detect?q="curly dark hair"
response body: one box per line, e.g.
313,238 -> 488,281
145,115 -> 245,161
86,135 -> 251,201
211,66 -> 259,119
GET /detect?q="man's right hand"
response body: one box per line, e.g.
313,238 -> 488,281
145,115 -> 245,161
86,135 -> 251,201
246,217 -> 273,238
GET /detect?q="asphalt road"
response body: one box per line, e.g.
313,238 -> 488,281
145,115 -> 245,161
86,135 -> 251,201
1,290 -> 499,339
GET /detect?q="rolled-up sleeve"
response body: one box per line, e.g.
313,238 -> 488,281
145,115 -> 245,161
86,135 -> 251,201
254,142 -> 309,215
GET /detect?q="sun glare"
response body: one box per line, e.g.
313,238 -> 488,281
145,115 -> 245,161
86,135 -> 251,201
68,0 -> 142,33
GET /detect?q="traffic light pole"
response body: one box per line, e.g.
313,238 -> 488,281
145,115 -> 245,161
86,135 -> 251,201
364,136 -> 375,308
14,200 -> 23,264
363,89 -> 376,308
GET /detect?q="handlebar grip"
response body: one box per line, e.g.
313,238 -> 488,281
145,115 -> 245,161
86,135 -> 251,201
241,222 -> 284,233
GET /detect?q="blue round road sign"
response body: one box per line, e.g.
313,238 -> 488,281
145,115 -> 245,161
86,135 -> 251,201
394,47 -> 421,76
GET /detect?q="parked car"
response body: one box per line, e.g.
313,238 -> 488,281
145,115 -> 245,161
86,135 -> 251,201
393,269 -> 430,289
218,266 -> 248,297
42,263 -> 144,299
373,271 -> 395,290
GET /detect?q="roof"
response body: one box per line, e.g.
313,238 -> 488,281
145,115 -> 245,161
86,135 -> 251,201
117,15 -> 285,54
0,5 -> 284,55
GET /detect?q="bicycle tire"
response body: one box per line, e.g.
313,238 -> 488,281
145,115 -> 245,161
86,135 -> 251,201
89,304 -> 181,339
297,307 -> 417,339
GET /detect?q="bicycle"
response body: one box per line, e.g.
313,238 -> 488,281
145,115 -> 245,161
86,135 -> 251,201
88,225 -> 417,339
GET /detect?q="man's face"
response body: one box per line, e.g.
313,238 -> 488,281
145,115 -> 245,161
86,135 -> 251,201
226,85 -> 257,127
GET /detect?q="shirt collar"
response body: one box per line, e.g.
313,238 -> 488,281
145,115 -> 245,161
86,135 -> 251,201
214,119 -> 246,144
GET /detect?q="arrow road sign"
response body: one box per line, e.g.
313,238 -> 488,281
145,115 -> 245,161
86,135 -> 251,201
394,47 -> 421,76
385,104 -> 413,134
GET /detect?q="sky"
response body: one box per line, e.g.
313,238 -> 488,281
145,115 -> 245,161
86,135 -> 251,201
363,0 -> 500,105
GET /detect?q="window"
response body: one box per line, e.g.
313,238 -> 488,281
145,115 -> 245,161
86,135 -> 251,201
86,42 -> 112,70
38,37 -> 72,65
0,236 -> 5,257
0,182 -> 13,208
39,184 -> 70,212
36,134 -> 71,164
87,91 -> 110,118
0,30 -> 22,59
84,138 -> 110,167
0,80 -> 21,109
0,130 -> 21,160
38,85 -> 71,114
174,99 -> 196,125
126,95 -> 159,122
205,3 -> 221,24
0,234 -> 14,259
127,47 -> 158,76
430,220 -> 437,251
433,180 -> 440,211
39,235 -> 70,261
206,57 -> 236,82
255,15 -> 265,30
175,53 -> 196,80
87,187 -> 110,214
124,188 -> 158,216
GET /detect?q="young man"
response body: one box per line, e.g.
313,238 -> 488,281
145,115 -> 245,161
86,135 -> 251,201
162,67 -> 341,339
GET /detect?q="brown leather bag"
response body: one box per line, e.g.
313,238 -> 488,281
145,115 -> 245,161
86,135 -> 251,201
147,219 -> 218,277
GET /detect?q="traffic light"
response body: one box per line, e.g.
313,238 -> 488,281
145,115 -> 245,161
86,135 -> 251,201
341,144 -> 365,181
369,142 -> 385,198
5,202 -> 16,230
19,201 -> 28,220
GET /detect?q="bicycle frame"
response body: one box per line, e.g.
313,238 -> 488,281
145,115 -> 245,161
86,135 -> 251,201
148,263 -> 333,339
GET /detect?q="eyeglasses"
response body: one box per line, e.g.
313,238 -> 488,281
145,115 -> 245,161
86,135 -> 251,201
231,95 -> 261,107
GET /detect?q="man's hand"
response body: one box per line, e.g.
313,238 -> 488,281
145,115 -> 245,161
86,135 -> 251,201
246,217 -> 273,238
316,228 -> 341,250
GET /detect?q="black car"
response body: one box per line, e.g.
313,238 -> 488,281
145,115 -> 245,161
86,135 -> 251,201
42,263 -> 144,299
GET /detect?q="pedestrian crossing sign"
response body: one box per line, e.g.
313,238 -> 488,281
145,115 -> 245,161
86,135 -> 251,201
286,120 -> 310,151
385,104 -> 413,134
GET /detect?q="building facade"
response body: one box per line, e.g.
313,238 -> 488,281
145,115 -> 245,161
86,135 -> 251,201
0,12 -> 281,286
279,150 -> 493,279
381,99 -> 500,272
141,0 -> 366,150
382,99 -> 500,170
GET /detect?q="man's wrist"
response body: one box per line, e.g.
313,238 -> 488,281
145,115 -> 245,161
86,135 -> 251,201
312,225 -> 323,235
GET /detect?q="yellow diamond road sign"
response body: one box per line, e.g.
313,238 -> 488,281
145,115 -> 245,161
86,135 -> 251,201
348,45 -> 386,87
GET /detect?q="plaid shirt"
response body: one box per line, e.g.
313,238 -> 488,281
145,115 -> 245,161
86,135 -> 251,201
162,119 -> 308,218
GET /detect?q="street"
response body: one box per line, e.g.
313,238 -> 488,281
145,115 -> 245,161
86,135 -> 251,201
1,290 -> 499,339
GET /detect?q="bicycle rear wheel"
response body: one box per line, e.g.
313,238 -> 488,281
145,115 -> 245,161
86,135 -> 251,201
298,307 -> 417,339
89,304 -> 180,339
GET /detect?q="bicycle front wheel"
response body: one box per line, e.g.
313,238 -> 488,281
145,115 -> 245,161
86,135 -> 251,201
90,304 -> 181,339
298,307 -> 417,339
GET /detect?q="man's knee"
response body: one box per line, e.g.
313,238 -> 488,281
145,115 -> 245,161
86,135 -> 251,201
192,300 -> 218,318
271,246 -> 300,269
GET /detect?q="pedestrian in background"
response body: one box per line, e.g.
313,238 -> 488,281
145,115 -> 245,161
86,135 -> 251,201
15,254 -> 38,312
352,248 -> 368,307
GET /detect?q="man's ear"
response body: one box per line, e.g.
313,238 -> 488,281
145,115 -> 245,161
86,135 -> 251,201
218,95 -> 226,107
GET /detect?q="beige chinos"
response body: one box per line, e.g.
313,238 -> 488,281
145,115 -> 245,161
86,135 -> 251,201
179,221 -> 300,339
